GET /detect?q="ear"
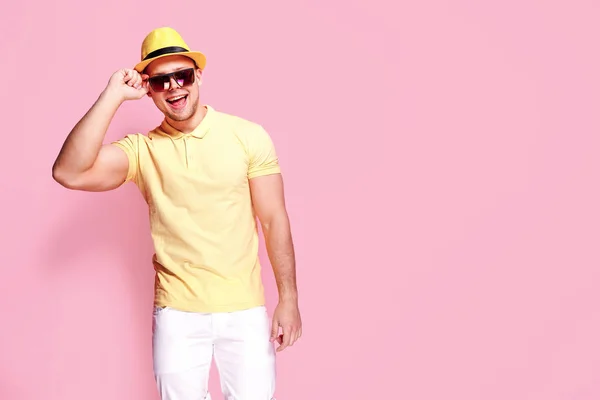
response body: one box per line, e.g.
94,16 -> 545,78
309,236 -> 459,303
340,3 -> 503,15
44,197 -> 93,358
196,69 -> 203,86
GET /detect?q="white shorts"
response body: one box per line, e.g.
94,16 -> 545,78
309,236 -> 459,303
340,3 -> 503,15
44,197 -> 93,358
152,305 -> 277,400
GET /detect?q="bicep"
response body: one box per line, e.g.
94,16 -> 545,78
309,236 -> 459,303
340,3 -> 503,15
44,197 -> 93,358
74,144 -> 130,191
249,173 -> 287,225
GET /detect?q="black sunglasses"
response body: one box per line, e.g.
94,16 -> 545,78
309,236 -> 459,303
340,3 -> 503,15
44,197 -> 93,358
147,68 -> 196,92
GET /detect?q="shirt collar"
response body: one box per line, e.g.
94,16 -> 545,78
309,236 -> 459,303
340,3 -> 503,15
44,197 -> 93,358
150,105 -> 214,140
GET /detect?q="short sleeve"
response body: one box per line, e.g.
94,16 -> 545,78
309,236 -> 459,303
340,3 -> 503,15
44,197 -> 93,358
247,126 -> 281,179
111,134 -> 141,186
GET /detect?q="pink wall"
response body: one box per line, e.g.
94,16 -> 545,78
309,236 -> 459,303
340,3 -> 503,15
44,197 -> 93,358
2,1 -> 600,399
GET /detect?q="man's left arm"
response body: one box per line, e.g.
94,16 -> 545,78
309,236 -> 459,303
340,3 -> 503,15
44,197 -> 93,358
250,173 -> 302,352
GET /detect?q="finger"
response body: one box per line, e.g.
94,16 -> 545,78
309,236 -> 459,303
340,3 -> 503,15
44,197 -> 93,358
277,326 -> 293,352
131,74 -> 142,89
286,327 -> 296,347
283,327 -> 293,349
123,69 -> 135,84
292,327 -> 302,346
126,71 -> 141,88
270,319 -> 279,342
291,327 -> 300,345
289,325 -> 301,347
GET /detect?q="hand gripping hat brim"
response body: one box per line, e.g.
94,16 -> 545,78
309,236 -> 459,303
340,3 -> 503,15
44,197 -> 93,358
134,27 -> 207,73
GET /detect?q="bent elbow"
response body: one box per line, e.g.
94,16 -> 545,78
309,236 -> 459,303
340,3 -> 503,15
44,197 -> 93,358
51,164 -> 65,185
52,165 -> 79,190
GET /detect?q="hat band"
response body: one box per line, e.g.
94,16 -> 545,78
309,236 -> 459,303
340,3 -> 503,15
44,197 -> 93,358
144,46 -> 189,61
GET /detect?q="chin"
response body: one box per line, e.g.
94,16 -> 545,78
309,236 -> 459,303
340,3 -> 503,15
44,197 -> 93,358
164,104 -> 196,121
169,113 -> 193,122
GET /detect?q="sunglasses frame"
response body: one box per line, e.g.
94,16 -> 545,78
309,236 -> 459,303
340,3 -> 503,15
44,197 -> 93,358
147,67 -> 196,92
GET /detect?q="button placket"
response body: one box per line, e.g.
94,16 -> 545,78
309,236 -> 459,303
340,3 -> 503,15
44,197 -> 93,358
183,136 -> 191,168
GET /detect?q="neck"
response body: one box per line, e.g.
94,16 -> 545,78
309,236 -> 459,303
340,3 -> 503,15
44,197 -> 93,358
166,104 -> 207,133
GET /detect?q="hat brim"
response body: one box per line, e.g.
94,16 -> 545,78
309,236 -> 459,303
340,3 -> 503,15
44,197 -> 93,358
134,51 -> 206,73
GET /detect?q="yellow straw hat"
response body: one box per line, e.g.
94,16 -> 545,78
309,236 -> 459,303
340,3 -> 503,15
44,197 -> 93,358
134,27 -> 206,73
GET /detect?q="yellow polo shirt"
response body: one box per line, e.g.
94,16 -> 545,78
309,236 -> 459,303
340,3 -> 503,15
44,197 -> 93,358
112,105 -> 281,313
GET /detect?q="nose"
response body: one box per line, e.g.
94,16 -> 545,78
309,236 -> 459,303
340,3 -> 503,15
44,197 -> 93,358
167,76 -> 182,91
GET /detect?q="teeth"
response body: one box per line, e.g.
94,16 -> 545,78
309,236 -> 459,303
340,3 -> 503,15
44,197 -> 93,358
169,95 -> 185,101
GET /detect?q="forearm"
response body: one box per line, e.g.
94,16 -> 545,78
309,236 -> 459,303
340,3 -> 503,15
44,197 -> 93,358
53,88 -> 123,176
262,212 -> 298,303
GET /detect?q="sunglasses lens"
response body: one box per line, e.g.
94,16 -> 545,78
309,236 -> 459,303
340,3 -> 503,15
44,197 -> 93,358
148,69 -> 195,92
174,69 -> 195,86
148,75 -> 171,92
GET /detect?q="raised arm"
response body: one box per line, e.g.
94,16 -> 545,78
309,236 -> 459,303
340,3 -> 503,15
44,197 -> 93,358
52,69 -> 148,191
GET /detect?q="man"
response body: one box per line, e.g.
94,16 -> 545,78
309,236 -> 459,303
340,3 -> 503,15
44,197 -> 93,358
52,27 -> 301,400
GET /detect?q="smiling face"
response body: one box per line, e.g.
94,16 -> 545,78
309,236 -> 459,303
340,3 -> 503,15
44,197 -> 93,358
144,55 -> 203,123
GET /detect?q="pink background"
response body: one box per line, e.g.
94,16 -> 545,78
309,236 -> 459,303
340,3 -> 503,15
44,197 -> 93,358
2,1 -> 600,399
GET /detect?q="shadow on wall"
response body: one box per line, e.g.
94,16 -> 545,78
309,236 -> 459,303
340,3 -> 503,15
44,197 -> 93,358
40,183 -> 156,322
0,378 -> 27,400
34,183 -> 160,399
41,184 -> 152,279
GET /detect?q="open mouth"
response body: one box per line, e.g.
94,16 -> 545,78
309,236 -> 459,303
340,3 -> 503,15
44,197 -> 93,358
166,95 -> 188,109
